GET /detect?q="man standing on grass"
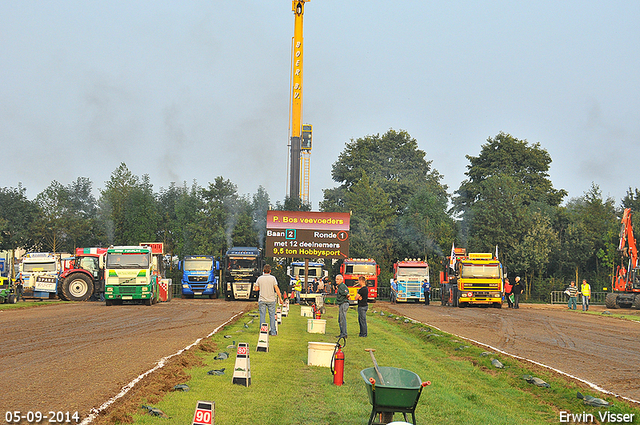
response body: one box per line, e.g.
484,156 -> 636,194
354,275 -> 368,337
335,274 -> 349,338
254,264 -> 283,336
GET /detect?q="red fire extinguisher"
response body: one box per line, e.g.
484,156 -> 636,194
331,337 -> 346,386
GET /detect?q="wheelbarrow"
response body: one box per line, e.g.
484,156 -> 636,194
360,367 -> 430,425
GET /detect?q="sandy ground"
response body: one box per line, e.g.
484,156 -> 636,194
385,301 -> 640,403
0,299 -> 252,422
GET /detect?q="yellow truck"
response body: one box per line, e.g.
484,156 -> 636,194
440,250 -> 503,308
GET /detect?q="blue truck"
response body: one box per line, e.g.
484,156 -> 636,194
179,255 -> 220,299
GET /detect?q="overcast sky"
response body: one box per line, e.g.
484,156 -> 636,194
2,1 -> 639,209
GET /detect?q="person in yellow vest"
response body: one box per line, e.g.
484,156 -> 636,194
294,276 -> 302,304
581,279 -> 591,311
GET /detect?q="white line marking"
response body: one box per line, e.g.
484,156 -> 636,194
408,315 -> 640,405
79,311 -> 243,424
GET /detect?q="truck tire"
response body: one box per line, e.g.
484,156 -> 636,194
60,274 -> 94,302
605,293 -> 619,309
633,294 -> 640,310
8,294 -> 17,304
145,298 -> 153,306
105,299 -> 113,306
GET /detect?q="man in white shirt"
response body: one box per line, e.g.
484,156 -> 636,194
254,264 -> 283,336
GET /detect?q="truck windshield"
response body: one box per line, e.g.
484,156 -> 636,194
23,262 -> 57,272
106,253 -> 150,269
293,266 -> 321,277
397,267 -> 428,278
228,257 -> 257,271
345,264 -> 376,275
460,263 -> 500,278
184,259 -> 213,271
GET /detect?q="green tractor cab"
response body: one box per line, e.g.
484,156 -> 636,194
0,277 -> 17,304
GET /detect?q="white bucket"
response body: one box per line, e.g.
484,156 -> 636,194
307,341 -> 336,367
300,305 -> 313,317
307,319 -> 326,334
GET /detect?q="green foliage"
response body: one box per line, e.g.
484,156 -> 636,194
321,128 -> 453,280
456,132 -> 566,210
34,178 -> 103,253
0,185 -> 39,252
98,163 -> 160,245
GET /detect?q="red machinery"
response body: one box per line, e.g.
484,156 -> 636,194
58,247 -> 107,301
607,208 -> 640,308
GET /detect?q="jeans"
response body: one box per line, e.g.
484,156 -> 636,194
295,290 -> 301,304
568,296 -> 577,310
338,302 -> 349,337
513,293 -> 520,309
358,305 -> 368,337
259,300 -> 277,335
582,296 -> 589,311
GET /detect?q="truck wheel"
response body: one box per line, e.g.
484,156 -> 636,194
605,293 -> 619,309
105,299 -> 113,306
60,274 -> 94,302
145,298 -> 153,306
633,295 -> 640,310
8,294 -> 17,304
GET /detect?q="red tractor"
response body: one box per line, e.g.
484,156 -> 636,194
58,247 -> 107,301
606,208 -> 640,309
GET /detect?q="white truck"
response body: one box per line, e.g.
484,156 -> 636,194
18,253 -> 62,299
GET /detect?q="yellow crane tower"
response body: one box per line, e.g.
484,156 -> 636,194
289,0 -> 312,205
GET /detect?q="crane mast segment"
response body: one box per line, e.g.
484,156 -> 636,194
289,1 -> 311,203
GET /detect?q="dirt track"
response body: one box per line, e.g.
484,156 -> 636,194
386,301 -> 640,402
0,299 -> 251,422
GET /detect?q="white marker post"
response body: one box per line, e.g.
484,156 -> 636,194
232,343 -> 251,386
257,323 -> 269,352
191,400 -> 214,425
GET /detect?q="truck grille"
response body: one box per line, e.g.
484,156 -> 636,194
119,287 -> 137,294
190,284 -> 207,290
188,276 -> 208,283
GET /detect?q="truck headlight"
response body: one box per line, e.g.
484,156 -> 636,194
207,284 -> 213,289
183,284 -> 189,289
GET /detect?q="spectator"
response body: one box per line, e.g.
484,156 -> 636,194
504,278 -> 513,308
581,279 -> 591,311
254,264 -> 283,336
512,276 -> 523,309
354,276 -> 368,337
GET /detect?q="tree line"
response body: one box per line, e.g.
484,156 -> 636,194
1,130 -> 638,301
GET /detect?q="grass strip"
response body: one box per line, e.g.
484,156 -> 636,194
110,304 -> 640,425
0,300 -> 60,310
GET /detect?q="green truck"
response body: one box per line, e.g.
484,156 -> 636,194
104,246 -> 160,306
